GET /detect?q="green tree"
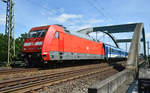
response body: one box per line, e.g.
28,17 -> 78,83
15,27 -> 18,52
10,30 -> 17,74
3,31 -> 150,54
0,32 -> 27,67
15,33 -> 27,60
0,33 -> 8,66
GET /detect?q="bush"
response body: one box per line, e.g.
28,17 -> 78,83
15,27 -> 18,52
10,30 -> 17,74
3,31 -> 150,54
0,33 -> 27,67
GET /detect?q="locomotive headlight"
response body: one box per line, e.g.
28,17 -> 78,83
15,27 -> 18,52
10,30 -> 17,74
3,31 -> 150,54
24,42 -> 31,46
24,48 -> 27,50
34,41 -> 43,45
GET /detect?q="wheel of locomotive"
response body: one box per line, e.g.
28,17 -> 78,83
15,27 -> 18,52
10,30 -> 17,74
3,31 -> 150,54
23,56 -> 35,68
23,56 -> 30,67
31,59 -> 45,68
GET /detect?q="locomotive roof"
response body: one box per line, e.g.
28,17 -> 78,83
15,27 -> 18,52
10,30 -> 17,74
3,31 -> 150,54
66,30 -> 98,42
30,25 -> 98,42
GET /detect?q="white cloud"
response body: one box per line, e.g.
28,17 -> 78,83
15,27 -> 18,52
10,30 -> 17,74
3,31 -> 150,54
89,32 -> 104,40
128,21 -> 135,24
146,32 -> 150,39
47,13 -> 104,32
42,9 -> 57,16
66,18 -> 105,31
49,13 -> 83,23
59,8 -> 64,13
69,24 -> 92,31
0,14 -> 6,25
77,24 -> 92,30
66,18 -> 104,31
84,19 -> 104,24
106,24 -> 114,26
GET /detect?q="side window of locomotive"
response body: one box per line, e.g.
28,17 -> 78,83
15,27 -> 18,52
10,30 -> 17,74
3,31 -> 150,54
55,32 -> 59,39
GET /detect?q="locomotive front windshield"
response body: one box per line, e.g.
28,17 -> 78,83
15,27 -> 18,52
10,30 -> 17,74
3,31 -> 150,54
27,29 -> 47,38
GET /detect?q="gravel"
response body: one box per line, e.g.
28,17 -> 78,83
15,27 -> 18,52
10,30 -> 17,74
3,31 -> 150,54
37,69 -> 118,93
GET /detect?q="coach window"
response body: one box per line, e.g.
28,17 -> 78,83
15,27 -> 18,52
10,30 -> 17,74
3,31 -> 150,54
109,48 -> 111,52
55,32 -> 59,39
111,49 -> 114,52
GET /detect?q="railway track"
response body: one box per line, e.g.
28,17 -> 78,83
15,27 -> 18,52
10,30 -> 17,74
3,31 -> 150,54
0,68 -> 38,75
0,63 -> 114,93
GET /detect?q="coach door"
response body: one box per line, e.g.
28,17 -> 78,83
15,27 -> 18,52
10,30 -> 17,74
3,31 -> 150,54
59,32 -> 64,52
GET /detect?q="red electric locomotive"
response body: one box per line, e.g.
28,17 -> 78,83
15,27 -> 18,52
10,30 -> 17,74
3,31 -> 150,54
22,25 -> 105,67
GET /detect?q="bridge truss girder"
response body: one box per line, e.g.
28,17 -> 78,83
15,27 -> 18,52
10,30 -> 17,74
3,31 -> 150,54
77,23 -> 146,67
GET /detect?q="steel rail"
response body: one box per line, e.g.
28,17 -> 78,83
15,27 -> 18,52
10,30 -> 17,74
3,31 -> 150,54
0,64 -> 111,92
0,68 -> 38,75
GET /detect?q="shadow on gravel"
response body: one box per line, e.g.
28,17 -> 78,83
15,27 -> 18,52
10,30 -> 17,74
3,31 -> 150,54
38,60 -> 105,70
11,60 -> 126,71
109,63 -> 125,72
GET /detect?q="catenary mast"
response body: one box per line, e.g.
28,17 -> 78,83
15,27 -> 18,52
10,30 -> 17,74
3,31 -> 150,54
2,0 -> 15,66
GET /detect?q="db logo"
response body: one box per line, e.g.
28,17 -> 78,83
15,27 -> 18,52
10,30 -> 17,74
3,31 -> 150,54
86,46 -> 89,50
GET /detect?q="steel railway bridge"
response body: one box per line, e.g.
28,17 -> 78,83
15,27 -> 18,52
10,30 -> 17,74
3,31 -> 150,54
78,23 -> 149,93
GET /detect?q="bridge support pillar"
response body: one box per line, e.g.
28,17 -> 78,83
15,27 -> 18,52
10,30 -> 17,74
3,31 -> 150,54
127,23 -> 144,69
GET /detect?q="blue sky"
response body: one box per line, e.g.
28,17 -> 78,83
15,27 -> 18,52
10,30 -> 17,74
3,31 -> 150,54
0,0 -> 150,52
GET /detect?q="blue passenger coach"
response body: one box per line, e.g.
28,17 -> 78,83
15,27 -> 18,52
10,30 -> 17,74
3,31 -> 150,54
104,44 -> 128,60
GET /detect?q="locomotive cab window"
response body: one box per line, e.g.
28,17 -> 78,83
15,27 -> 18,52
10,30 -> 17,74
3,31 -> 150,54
27,29 -> 47,38
55,32 -> 59,39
